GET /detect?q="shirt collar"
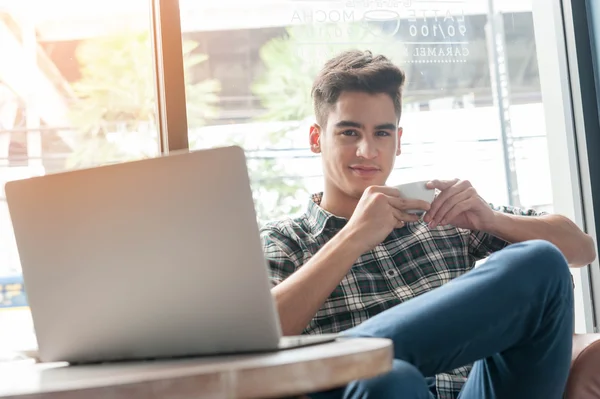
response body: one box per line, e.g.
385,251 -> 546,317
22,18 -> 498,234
304,192 -> 348,235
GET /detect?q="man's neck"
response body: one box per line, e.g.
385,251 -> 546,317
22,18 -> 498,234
319,187 -> 359,220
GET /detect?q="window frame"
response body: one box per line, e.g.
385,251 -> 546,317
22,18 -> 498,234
150,0 -> 189,154
533,0 -> 599,333
563,0 -> 600,332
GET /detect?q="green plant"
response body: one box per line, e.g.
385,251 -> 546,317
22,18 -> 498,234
67,30 -> 220,168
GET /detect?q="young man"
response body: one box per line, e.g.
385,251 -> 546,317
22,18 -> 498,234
260,50 -> 596,399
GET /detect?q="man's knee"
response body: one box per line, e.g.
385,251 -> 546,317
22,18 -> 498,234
513,239 -> 569,277
345,359 -> 430,398
494,239 -> 571,295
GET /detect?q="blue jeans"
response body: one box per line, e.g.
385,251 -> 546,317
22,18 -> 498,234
310,240 -> 574,399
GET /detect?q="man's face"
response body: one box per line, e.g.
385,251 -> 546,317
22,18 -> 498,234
310,91 -> 402,200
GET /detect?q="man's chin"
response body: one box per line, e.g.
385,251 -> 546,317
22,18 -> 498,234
347,181 -> 384,198
333,173 -> 389,199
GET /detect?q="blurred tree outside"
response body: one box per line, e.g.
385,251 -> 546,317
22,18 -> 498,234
66,30 -> 220,168
65,31 -> 302,223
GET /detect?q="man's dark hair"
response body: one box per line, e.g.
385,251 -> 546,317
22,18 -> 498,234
311,50 -> 406,127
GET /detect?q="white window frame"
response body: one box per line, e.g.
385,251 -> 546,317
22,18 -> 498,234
533,0 -> 598,333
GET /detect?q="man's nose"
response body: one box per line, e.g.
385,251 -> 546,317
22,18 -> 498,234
356,138 -> 378,159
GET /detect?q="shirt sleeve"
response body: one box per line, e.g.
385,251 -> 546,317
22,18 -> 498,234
469,203 -> 550,261
259,225 -> 300,287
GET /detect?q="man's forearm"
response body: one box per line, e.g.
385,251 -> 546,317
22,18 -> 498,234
486,212 -> 596,267
271,228 -> 364,336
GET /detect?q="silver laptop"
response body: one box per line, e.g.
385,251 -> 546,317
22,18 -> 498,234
5,145 -> 337,364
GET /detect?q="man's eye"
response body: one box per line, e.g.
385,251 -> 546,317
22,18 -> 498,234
341,130 -> 358,136
376,131 -> 391,136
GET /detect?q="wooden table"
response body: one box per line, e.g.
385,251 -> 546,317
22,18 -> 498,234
0,337 -> 393,399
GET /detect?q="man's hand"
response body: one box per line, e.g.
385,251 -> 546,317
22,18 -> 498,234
424,179 -> 495,231
345,186 -> 431,253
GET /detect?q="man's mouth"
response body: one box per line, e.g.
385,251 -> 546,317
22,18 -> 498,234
349,165 -> 380,177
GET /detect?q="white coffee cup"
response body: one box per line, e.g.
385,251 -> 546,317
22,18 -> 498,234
394,180 -> 436,215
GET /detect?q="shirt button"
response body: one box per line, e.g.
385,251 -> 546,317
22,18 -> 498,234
387,270 -> 397,277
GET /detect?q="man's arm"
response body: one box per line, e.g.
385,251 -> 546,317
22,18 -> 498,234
425,179 -> 597,268
485,212 -> 596,267
271,227 -> 364,336
267,186 -> 431,336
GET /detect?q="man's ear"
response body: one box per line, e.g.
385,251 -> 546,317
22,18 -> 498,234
309,123 -> 322,154
396,127 -> 403,156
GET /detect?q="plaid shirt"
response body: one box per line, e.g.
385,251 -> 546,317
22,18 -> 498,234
260,192 -> 547,399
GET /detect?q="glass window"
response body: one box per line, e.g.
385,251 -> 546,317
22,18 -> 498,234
0,0 -> 592,352
180,0 -> 552,224
179,0 -> 585,326
0,1 -> 158,350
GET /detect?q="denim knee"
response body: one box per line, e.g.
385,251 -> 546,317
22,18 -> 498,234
345,359 -> 431,399
514,240 -> 570,282
494,239 -> 572,302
